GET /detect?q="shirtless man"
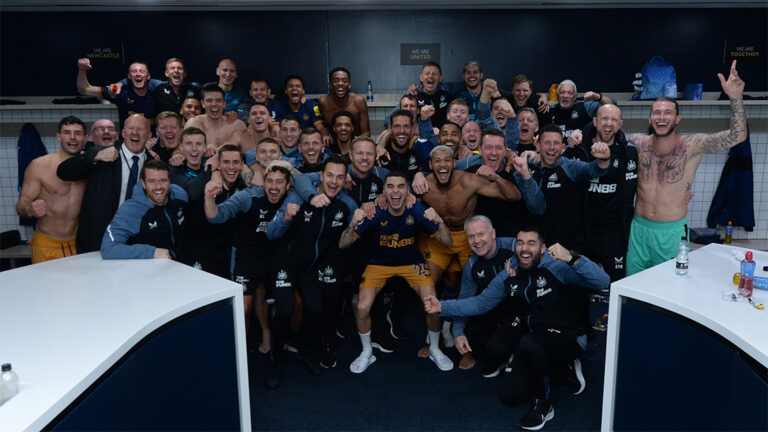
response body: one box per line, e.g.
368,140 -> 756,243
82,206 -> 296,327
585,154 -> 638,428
625,60 -> 747,275
318,67 -> 370,138
17,116 -> 87,263
185,84 -> 246,156
226,103 -> 273,154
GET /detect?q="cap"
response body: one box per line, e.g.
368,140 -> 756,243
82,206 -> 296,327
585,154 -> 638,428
1,363 -> 11,372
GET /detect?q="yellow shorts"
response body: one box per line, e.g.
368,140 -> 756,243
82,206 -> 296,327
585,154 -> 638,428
419,230 -> 471,272
30,231 -> 76,264
360,264 -> 433,289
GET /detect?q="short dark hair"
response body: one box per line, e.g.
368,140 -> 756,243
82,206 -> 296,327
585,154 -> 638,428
323,153 -> 348,172
332,110 -> 355,126
491,96 -> 509,107
329,67 -> 350,82
284,74 -> 305,89
538,123 -> 564,140
265,164 -> 292,183
249,102 -> 270,113
653,96 -> 680,116
279,114 -> 300,127
385,171 -> 409,183
201,84 -> 224,98
181,127 -> 207,143
250,77 -> 270,88
217,144 -> 242,160
257,137 -> 280,148
140,159 -> 170,180
516,223 -> 545,244
300,127 -> 322,142
481,129 -> 505,141
440,121 -> 461,133
58,116 -> 86,133
512,74 -> 533,88
390,109 -> 413,124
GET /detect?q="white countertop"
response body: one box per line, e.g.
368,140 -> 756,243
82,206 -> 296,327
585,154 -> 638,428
0,253 -> 245,431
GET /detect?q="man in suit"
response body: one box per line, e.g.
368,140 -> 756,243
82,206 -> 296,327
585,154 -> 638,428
57,114 -> 151,253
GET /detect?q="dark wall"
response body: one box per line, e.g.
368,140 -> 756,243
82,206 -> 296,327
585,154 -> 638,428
1,8 -> 766,97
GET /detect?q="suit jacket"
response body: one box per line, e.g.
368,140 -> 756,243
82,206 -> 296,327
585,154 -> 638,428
57,143 -> 148,253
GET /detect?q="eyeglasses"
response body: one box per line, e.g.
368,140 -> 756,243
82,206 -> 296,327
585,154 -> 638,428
93,127 -> 116,133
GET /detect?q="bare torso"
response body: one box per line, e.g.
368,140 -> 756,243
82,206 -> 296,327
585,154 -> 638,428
421,171 -> 479,231
318,93 -> 370,136
631,133 -> 704,221
187,115 -> 247,148
28,153 -> 86,239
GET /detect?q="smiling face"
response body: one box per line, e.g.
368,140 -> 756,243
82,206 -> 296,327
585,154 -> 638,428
332,115 -> 354,144
249,80 -> 270,104
329,70 -> 351,99
58,123 -> 86,155
279,119 -> 300,151
420,65 -> 442,94
141,168 -> 171,206
480,134 -> 506,172
216,59 -> 237,87
491,99 -> 507,128
535,131 -> 564,168
438,123 -> 462,151
389,114 -> 412,150
594,104 -> 623,144
181,98 -> 202,121
511,81 -> 532,108
299,132 -> 324,166
257,141 -> 281,169
165,61 -> 186,87
248,104 -> 271,132
383,175 -> 409,215
285,78 -> 305,106
400,97 -> 419,118
429,149 -> 455,186
517,110 -> 538,143
264,169 -> 290,204
218,150 -> 242,186
121,115 -> 150,154
320,162 -> 347,199
462,121 -> 481,150
350,139 -> 375,176
156,117 -> 181,150
90,119 -> 117,146
649,101 -> 681,138
516,230 -> 545,270
557,84 -> 576,109
465,219 -> 496,258
181,133 -> 206,169
462,64 -> 483,91
127,62 -> 150,90
202,90 -> 225,119
447,103 -> 470,127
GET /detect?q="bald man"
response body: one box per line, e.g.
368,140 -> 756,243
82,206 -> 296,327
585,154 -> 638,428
204,58 -> 247,114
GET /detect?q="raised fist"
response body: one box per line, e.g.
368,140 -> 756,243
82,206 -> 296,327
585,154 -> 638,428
77,58 -> 92,71
284,203 -> 300,221
420,104 -> 435,120
29,199 -> 47,217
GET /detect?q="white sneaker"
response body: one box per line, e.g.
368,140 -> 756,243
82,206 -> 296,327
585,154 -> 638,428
442,321 -> 454,348
429,348 -> 454,371
349,352 -> 376,374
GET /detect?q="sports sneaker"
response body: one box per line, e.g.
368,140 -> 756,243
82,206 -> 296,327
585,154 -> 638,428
518,398 -> 554,430
320,345 -> 337,369
349,352 -> 376,374
567,358 -> 586,395
372,334 -> 395,353
442,321 -> 454,348
386,309 -> 405,340
480,362 -> 503,378
429,348 -> 454,371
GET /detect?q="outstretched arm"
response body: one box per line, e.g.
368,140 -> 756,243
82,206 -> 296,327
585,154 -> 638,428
691,60 -> 747,155
76,58 -> 103,98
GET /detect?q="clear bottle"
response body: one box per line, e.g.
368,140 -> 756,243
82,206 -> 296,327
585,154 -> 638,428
738,251 -> 755,297
366,80 -> 373,102
724,221 -> 733,244
675,237 -> 689,276
0,363 -> 19,406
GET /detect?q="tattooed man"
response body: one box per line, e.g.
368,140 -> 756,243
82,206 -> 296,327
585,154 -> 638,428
626,60 -> 747,275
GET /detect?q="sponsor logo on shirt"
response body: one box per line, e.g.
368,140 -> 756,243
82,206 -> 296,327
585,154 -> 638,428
476,270 -> 485,278
509,283 -> 518,296
276,269 -> 292,288
259,209 -> 269,219
588,183 -> 617,194
318,266 -> 337,283
537,287 -> 552,297
613,158 -> 619,168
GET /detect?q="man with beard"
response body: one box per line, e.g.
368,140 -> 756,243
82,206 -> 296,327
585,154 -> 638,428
101,160 -> 187,259
17,116 -> 87,263
378,109 -> 422,182
57,114 -> 153,253
424,226 -> 610,431
171,132 -> 247,278
180,97 -> 203,126
318,67 -> 370,138
567,104 -> 637,281
273,75 -> 329,138
625,60 -> 747,275
205,164 -> 293,372
550,79 -> 611,147
265,155 -> 358,382
148,111 -> 182,162
76,58 -> 156,127
329,111 -> 356,155
338,171 -> 453,373
509,74 -> 551,126
83,118 -> 119,152
203,59 -> 247,114
237,78 -> 274,124
185,85 -> 247,153
516,108 -> 539,154
441,61 -> 484,121
412,108 -> 464,172
226,103 -> 273,154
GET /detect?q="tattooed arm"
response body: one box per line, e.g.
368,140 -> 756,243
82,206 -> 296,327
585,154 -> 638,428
690,60 -> 747,155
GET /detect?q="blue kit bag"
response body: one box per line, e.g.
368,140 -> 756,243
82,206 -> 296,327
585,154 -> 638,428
640,56 -> 678,100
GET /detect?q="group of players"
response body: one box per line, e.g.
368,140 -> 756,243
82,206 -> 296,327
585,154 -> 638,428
16,56 -> 747,430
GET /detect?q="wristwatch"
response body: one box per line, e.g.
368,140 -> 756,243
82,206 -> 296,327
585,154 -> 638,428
568,251 -> 580,266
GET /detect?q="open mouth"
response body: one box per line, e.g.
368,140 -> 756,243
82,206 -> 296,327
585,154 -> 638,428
325,184 -> 339,196
389,195 -> 402,206
335,86 -> 346,97
267,188 -> 282,202
436,168 -> 450,182
519,252 -> 533,266
289,91 -> 301,103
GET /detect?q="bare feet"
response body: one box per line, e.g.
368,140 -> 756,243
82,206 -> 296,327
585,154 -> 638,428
417,345 -> 430,358
459,352 -> 476,370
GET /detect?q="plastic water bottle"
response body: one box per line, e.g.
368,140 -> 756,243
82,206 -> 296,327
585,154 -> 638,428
366,80 -> 373,102
738,251 -> 755,297
0,363 -> 19,406
724,221 -> 733,244
675,237 -> 689,276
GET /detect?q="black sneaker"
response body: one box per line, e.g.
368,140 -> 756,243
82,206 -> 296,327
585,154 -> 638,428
371,334 -> 396,354
518,398 -> 554,431
480,362 -> 502,378
386,309 -> 405,340
297,351 -> 322,375
320,345 -> 337,369
567,358 -> 586,395
264,362 -> 281,389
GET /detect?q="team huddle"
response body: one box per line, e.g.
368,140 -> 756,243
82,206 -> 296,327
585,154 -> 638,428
17,56 -> 747,430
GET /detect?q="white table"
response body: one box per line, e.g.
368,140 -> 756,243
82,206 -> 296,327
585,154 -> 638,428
601,243 -> 768,431
0,252 -> 251,431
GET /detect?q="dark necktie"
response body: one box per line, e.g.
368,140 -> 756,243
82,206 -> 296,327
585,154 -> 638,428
126,155 -> 139,200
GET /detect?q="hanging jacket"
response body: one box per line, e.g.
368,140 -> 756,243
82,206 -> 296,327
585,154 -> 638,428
707,132 -> 755,231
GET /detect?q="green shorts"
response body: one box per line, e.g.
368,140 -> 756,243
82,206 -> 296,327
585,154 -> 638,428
626,215 -> 688,276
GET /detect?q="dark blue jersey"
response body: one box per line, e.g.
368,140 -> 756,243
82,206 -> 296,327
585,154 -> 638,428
354,202 -> 438,266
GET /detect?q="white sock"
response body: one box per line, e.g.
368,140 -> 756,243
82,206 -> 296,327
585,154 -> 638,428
359,331 -> 372,355
428,330 -> 441,352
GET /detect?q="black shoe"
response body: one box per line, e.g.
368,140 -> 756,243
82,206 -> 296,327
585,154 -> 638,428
518,398 -> 554,430
297,352 -> 322,375
371,334 -> 396,354
264,362 -> 281,389
320,345 -> 337,369
567,358 -> 586,395
480,362 -> 502,378
386,309 -> 405,340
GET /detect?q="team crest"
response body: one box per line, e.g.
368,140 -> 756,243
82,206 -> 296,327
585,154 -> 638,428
408,156 -> 417,165
334,211 -> 344,221
548,173 -> 558,182
303,114 -> 310,121
277,270 -> 287,280
405,216 -> 414,225
571,110 -> 579,119
536,276 -> 547,288
627,160 -> 637,171
193,262 -> 202,270
613,159 -> 619,168
370,183 -> 378,193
